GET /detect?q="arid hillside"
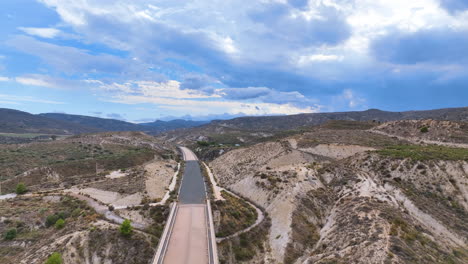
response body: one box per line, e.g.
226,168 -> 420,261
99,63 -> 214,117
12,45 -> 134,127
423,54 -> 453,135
208,121 -> 468,263
372,120 -> 468,146
0,131 -> 179,264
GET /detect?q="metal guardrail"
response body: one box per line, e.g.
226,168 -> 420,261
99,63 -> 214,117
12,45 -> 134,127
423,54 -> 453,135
206,200 -> 219,264
152,202 -> 179,264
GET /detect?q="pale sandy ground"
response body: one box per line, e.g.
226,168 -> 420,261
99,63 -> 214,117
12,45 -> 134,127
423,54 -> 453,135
299,143 -> 375,159
105,170 -> 127,179
67,187 -> 143,207
162,204 -> 208,264
117,209 -> 153,227
145,160 -> 177,200
159,163 -> 180,204
202,162 -> 224,201
0,193 -> 17,200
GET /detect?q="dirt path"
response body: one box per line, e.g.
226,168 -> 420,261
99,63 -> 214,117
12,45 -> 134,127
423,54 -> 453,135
202,162 -> 224,201
215,190 -> 265,242
202,163 -> 265,242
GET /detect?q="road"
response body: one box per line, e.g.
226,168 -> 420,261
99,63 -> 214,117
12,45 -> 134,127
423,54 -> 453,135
179,160 -> 206,204
155,146 -> 217,264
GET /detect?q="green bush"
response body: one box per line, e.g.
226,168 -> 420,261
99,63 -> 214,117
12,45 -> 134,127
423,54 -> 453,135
15,183 -> 27,194
55,219 -> 65,229
3,228 -> 17,240
420,126 -> 429,133
45,214 -> 61,227
196,141 -> 210,147
119,219 -> 133,236
45,252 -> 62,264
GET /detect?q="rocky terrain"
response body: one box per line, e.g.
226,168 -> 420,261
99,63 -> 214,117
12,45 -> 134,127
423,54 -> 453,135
1,112 -> 467,264
158,107 -> 468,146
372,120 -> 468,146
208,120 -> 468,263
0,131 -> 178,264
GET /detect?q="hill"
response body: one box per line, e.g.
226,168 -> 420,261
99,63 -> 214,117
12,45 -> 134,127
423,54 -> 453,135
0,108 -> 208,137
0,108 -> 100,135
140,119 -> 208,131
209,107 -> 468,131
39,113 -> 144,132
158,107 -> 468,145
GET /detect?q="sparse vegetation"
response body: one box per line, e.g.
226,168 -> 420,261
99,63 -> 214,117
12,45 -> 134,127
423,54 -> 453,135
218,217 -> 271,263
145,205 -> 170,246
3,228 -> 17,240
15,183 -> 27,195
54,219 -> 65,229
44,252 -> 62,264
212,191 -> 257,237
119,219 -> 133,237
377,145 -> 468,161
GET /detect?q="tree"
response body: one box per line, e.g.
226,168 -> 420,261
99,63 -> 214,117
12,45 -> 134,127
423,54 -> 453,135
15,183 -> 27,195
55,219 -> 65,229
3,228 -> 17,240
51,135 -> 57,141
45,252 -> 62,264
420,126 -> 429,133
119,219 -> 133,237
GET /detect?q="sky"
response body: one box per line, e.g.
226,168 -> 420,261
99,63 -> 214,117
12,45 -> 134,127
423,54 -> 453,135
0,0 -> 467,122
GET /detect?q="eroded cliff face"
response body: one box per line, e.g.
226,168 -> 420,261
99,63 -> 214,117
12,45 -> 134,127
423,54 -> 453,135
210,138 -> 468,264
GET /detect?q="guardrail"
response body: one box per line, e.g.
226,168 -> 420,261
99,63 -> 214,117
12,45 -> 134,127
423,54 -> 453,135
152,202 -> 179,264
206,200 -> 219,264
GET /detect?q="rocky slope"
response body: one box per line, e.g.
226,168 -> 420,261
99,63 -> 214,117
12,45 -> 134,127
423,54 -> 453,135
372,119 -> 468,145
208,122 -> 468,263
0,131 -> 178,264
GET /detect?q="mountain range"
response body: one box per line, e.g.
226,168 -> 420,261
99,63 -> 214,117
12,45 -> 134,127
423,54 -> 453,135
0,108 -> 207,135
0,107 -> 467,136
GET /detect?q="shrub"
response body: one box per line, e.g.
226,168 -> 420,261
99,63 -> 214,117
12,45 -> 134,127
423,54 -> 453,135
15,183 -> 27,195
108,205 -> 115,211
3,228 -> 17,240
55,219 -> 65,229
196,141 -> 210,147
119,219 -> 133,236
45,215 -> 60,227
420,126 -> 429,133
45,252 -> 62,264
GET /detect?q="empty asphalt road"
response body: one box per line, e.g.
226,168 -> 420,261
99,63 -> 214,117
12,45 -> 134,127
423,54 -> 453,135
178,160 -> 206,204
157,146 -> 216,264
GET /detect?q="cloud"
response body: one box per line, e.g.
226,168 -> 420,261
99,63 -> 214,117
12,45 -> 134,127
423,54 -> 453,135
248,2 -> 351,47
96,79 -> 319,116
0,77 -> 10,82
371,28 -> 468,64
219,87 -> 314,106
0,94 -> 65,105
34,0 -> 353,93
298,54 -> 344,64
14,74 -> 89,89
4,0 -> 467,116
6,35 -> 128,75
288,0 -> 310,9
18,27 -> 61,38
331,89 -> 367,110
439,0 -> 468,14
220,87 -> 272,100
